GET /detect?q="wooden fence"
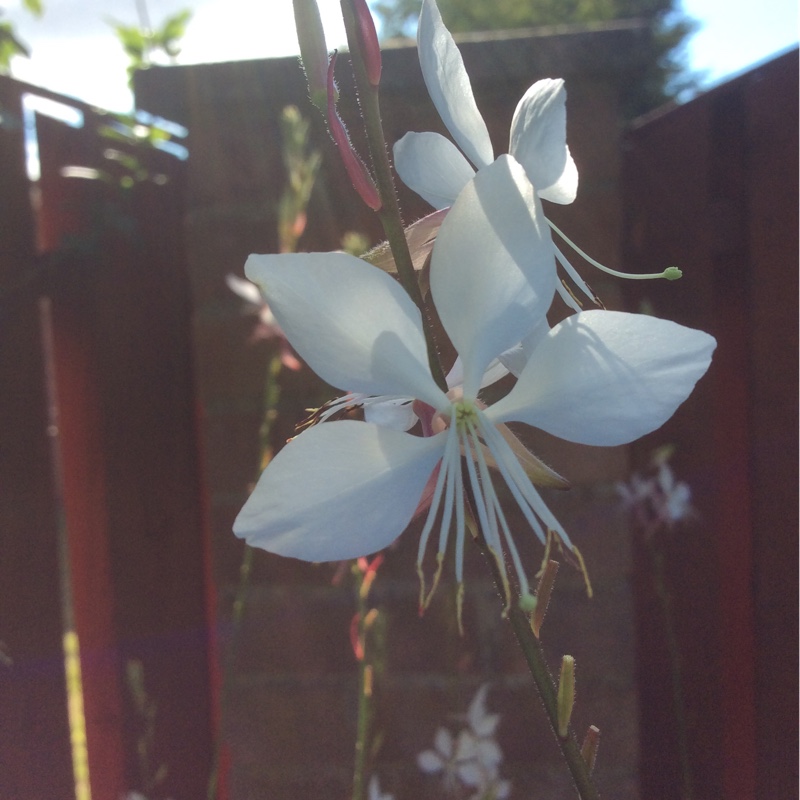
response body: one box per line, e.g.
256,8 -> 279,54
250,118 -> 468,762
0,36 -> 795,800
0,77 -> 216,799
623,48 -> 798,800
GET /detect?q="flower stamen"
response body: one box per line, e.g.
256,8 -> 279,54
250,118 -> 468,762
549,218 -> 682,282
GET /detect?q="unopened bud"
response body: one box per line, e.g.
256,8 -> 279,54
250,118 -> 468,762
531,559 -> 559,638
293,0 -> 329,111
580,725 -> 600,774
351,0 -> 382,86
663,266 -> 682,280
557,655 -> 575,738
326,52 -> 382,210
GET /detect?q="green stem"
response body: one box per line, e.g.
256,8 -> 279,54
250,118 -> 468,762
339,0 -> 447,394
351,582 -> 372,800
476,533 -> 602,800
507,604 -> 601,800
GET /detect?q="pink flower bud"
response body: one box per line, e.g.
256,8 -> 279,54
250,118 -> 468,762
326,52 -> 382,211
351,0 -> 382,86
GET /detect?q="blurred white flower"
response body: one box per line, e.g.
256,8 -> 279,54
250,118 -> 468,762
368,774 -> 394,800
226,273 -> 302,370
418,684 -> 511,798
617,453 -> 694,531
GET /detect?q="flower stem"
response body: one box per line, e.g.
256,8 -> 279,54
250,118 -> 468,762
339,0 -> 447,393
207,354 -> 283,799
505,603 -> 601,800
468,511 -> 601,799
647,536 -> 694,800
351,576 -> 373,800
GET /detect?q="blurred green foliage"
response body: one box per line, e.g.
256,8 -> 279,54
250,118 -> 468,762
108,8 -> 192,85
0,0 -> 44,75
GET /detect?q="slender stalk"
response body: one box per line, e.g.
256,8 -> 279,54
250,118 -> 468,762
351,575 -> 372,800
339,0 -> 447,394
207,355 -> 282,799
472,521 -> 601,800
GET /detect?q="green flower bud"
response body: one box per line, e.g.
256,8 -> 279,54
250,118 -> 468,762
293,0 -> 329,112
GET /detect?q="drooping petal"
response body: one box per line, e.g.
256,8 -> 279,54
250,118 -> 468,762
364,208 -> 448,274
430,155 -> 556,397
509,79 -> 578,204
487,310 -> 716,446
233,421 -> 446,560
245,251 -> 446,409
418,0 -> 493,171
393,131 -> 475,209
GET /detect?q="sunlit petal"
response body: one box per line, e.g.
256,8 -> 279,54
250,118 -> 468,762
430,156 -> 556,396
234,421 -> 445,560
245,251 -> 446,409
509,78 -> 578,204
487,310 -> 716,445
418,0 -> 493,170
394,131 -> 475,209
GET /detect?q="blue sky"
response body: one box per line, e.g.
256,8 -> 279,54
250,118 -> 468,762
2,0 -> 797,112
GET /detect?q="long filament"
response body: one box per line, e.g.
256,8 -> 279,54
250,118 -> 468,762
549,219 -> 675,280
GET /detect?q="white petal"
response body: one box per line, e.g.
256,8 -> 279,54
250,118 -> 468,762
509,79 -> 578,204
454,730 -> 479,761
364,397 -> 418,431
245,252 -> 446,409
487,310 -> 716,446
446,357 -> 509,390
417,750 -> 444,773
475,738 -> 502,769
467,685 -> 499,737
418,0 -> 493,170
226,273 -> 263,306
234,421 -> 445,560
430,156 -> 556,397
497,315 -> 550,376
394,132 -> 475,209
434,727 -> 454,759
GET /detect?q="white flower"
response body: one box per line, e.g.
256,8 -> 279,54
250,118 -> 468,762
394,0 -> 576,210
419,685 -> 512,799
654,461 -> 693,525
368,774 -> 394,800
618,457 -> 694,531
466,684 -> 500,739
234,157 -> 715,604
418,726 -> 481,789
226,273 -> 302,370
393,0 -> 676,313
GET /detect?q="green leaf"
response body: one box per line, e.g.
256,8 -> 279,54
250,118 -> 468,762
22,0 -> 44,18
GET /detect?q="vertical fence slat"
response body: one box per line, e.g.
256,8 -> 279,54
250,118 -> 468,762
623,50 -> 798,799
34,102 -> 215,798
0,78 -> 75,799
